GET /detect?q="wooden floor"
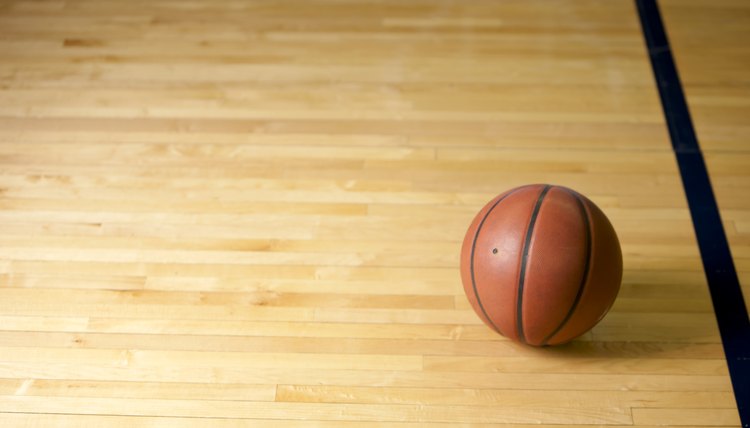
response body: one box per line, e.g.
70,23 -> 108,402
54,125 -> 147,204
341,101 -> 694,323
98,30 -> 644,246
0,0 -> 746,426
660,0 -> 750,312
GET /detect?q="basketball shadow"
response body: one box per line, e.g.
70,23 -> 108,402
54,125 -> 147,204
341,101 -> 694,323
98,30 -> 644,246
520,271 -> 723,361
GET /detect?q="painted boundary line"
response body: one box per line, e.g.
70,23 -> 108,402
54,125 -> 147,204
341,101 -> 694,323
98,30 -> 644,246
636,0 -> 749,425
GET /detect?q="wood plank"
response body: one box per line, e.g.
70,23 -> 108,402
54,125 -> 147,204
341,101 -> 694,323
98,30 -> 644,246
422,356 -> 727,376
2,413 -> 673,428
0,347 -> 423,371
632,408 -> 741,426
0,362 -> 732,392
0,329 -> 727,359
0,397 -> 633,424
276,385 -> 736,409
0,379 -> 275,401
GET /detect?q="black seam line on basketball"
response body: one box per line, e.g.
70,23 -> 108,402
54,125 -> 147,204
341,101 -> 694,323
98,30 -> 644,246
541,191 -> 591,346
469,187 -> 524,336
636,1 -> 750,425
516,184 -> 552,345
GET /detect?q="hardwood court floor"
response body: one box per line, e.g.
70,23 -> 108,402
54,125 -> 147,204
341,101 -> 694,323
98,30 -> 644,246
0,0 -> 745,426
660,0 -> 750,311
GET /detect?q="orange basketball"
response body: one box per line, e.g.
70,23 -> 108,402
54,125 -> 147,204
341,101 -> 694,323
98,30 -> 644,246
460,184 -> 622,346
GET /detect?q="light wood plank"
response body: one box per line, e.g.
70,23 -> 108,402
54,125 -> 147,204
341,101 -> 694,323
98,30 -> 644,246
276,385 -> 736,409
632,408 -> 741,426
0,396 -> 634,424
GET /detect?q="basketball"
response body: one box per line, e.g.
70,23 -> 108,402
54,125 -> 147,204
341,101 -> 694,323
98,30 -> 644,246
460,184 -> 622,346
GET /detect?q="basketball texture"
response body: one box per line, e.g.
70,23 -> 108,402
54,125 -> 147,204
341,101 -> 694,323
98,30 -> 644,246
460,184 -> 622,346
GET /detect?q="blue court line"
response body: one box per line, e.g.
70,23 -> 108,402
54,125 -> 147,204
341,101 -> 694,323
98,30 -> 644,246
636,0 -> 750,425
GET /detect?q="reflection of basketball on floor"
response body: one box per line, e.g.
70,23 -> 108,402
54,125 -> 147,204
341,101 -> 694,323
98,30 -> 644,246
460,184 -> 623,346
